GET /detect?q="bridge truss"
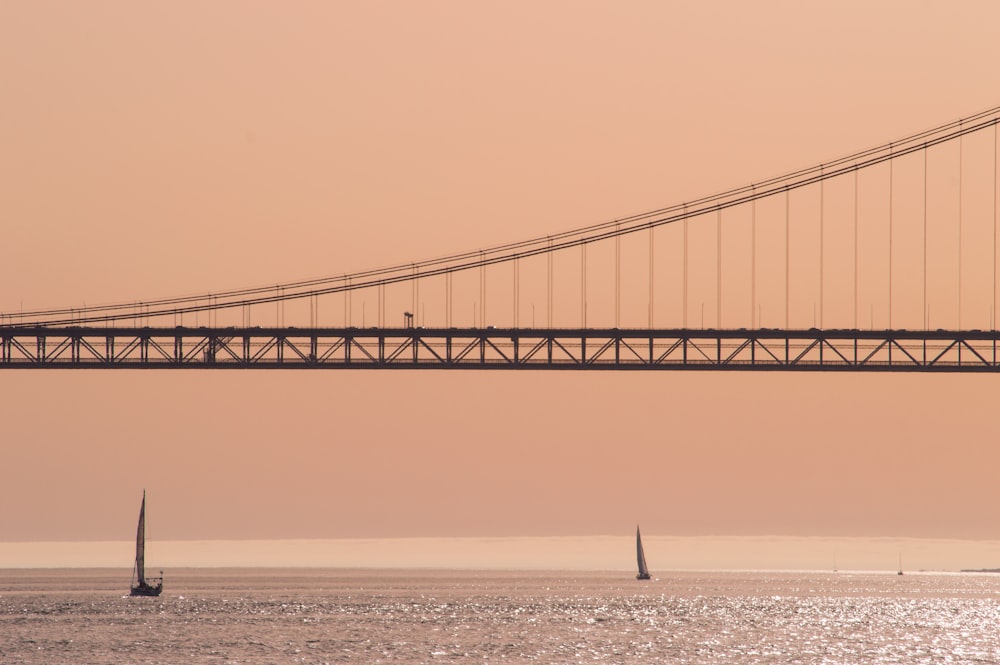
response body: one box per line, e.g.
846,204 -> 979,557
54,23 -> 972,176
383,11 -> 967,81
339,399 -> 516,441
2,326 -> 999,371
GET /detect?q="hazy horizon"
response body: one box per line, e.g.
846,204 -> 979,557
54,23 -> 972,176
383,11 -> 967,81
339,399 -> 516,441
3,534 -> 999,573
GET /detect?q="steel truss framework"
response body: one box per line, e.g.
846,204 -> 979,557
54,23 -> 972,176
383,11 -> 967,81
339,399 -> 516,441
2,326 -> 1000,371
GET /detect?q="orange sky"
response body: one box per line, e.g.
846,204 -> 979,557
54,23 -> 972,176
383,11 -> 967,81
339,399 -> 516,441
2,1 -> 1000,556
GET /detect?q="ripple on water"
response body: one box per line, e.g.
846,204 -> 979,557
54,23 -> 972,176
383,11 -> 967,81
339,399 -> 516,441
1,570 -> 998,663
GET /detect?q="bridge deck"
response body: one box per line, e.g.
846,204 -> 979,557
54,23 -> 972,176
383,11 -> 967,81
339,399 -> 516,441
1,326 -> 998,371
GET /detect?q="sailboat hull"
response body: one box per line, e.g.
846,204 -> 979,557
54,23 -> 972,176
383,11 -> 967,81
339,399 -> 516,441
129,582 -> 163,597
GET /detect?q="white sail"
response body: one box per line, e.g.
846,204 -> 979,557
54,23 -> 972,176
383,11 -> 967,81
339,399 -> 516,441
636,526 -> 650,579
135,491 -> 146,585
129,490 -> 162,596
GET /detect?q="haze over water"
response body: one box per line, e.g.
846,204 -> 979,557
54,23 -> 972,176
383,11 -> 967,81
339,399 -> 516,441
2,536 -> 1000,572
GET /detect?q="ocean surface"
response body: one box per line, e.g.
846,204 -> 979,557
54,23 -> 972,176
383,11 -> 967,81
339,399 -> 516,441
1,568 -> 998,664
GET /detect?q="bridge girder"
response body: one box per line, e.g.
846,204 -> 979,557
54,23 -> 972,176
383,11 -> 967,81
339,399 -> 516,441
1,326 -> 999,372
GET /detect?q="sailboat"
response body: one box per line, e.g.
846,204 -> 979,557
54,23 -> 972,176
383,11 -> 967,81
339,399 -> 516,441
129,491 -> 163,597
635,525 -> 651,580
897,553 -> 904,576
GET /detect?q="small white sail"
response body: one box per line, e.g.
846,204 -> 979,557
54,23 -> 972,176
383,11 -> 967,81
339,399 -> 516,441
636,526 -> 651,580
135,491 -> 146,586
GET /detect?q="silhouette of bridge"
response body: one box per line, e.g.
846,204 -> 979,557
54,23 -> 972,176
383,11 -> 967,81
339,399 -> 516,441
4,107 -> 1000,371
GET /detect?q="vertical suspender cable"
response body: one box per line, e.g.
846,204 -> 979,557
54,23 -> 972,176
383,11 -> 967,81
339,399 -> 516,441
819,167 -> 824,329
547,238 -> 553,327
751,186 -> 756,328
959,125 -> 964,329
683,205 -> 689,328
854,167 -> 859,330
889,143 -> 893,330
785,188 -> 790,329
581,242 -> 587,327
514,255 -> 519,328
648,225 -> 654,328
923,145 -> 928,330
615,223 -> 621,328
717,207 -> 722,328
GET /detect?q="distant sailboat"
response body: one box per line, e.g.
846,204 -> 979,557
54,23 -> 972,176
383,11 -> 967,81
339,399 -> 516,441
897,553 -> 904,576
635,526 -> 651,580
129,491 -> 163,597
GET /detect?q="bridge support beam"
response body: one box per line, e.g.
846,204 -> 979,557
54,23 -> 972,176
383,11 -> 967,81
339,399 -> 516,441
3,326 -> 1000,372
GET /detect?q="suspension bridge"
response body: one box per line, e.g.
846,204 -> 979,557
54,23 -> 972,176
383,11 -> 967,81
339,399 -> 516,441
4,107 -> 1000,371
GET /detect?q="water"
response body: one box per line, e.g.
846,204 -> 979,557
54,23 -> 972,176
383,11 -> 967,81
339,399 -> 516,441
1,568 -> 998,663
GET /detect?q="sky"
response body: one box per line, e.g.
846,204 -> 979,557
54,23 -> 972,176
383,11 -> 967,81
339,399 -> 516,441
2,1 -> 1000,569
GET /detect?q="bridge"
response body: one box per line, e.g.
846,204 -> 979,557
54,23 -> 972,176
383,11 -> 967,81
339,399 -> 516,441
4,107 -> 1000,372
